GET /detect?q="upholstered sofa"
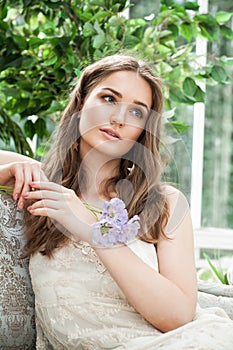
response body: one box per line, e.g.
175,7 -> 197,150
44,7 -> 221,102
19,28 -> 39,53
0,194 -> 233,349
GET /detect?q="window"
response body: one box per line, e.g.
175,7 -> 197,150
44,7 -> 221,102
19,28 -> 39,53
130,0 -> 233,258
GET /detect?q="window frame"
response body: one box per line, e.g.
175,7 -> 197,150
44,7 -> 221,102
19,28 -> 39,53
191,0 -> 233,257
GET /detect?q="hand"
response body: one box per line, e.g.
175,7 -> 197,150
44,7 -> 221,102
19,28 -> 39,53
23,181 -> 97,243
0,161 -> 45,208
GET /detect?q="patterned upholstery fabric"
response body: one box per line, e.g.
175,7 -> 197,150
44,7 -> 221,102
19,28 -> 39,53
198,280 -> 233,320
0,194 -> 36,349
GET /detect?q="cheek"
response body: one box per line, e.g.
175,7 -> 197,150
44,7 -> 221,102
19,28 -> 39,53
79,110 -> 99,136
79,106 -> 110,135
126,126 -> 144,141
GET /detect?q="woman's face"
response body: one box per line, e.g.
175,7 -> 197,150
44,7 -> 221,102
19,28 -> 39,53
79,70 -> 152,159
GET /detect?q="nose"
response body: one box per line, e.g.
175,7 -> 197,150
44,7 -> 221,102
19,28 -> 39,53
110,103 -> 127,127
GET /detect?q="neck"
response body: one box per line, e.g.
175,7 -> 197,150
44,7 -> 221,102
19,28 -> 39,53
79,145 -> 121,204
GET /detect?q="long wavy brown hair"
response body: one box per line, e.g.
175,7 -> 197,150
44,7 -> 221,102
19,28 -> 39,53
24,54 -> 169,257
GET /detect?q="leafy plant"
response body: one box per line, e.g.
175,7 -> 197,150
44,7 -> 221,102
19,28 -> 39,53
204,252 -> 229,285
0,0 -> 232,156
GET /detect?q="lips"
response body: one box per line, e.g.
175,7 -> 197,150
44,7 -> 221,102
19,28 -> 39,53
100,128 -> 121,140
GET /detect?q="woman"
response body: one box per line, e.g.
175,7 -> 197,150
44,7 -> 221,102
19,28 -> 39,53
0,55 -> 232,349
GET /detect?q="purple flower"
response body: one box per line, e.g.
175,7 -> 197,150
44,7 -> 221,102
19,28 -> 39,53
91,198 -> 140,247
101,198 -> 128,225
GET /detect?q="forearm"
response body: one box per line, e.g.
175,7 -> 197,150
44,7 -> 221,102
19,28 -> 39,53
0,150 -> 35,165
94,244 -> 197,332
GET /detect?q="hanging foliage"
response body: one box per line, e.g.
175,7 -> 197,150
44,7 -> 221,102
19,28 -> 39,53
0,0 -> 232,155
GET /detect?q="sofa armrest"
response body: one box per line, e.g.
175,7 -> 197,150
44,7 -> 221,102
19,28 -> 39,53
0,194 -> 36,349
198,280 -> 233,320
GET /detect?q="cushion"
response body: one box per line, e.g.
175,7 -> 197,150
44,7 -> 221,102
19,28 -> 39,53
198,280 -> 233,320
0,194 -> 36,349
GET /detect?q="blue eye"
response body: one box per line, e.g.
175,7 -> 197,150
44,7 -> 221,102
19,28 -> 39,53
131,108 -> 143,119
103,96 -> 115,103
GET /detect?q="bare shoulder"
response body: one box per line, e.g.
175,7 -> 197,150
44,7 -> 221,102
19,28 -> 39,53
0,150 -> 40,165
163,184 -> 188,205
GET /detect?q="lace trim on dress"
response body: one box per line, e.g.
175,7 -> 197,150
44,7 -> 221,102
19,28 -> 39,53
72,241 -> 107,274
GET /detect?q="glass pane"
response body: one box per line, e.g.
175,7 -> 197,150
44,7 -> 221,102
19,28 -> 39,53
162,105 -> 193,202
202,0 -> 233,229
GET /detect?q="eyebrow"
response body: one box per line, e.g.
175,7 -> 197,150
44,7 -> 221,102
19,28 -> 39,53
101,87 -> 149,113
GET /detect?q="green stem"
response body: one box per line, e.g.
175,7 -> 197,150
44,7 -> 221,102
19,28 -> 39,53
83,201 -> 102,219
0,185 -> 14,195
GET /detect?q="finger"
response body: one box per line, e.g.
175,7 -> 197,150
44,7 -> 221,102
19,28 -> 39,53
30,181 -> 69,193
27,206 -> 56,218
12,164 -> 25,200
18,164 -> 35,208
23,190 -> 59,201
10,162 -> 39,201
29,199 -> 61,211
27,206 -> 69,237
31,164 -> 47,183
38,169 -> 49,182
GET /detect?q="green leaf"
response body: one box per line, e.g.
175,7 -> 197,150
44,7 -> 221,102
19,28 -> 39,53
79,12 -> 93,22
171,45 -> 192,60
220,56 -> 233,65
160,24 -> 179,41
158,61 -> 173,74
83,22 -> 95,37
0,3 -> 7,20
170,89 -> 186,104
24,119 -> 35,139
13,35 -> 28,50
29,37 -> 45,49
204,253 -> 227,285
211,65 -> 228,83
0,19 -> 8,31
93,34 -> 105,49
194,86 -> 205,102
224,272 -> 229,285
171,121 -> 189,133
123,35 -> 140,48
93,49 -> 105,61
3,55 -> 24,69
43,55 -> 57,66
195,14 -> 219,40
180,22 -> 197,42
74,68 -> 82,78
94,20 -> 104,35
88,0 -> 105,5
220,25 -> 233,40
184,2 -> 199,11
14,98 -> 29,113
215,11 -> 233,24
199,23 -> 217,40
183,77 -> 197,96
35,118 -> 47,138
162,107 -> 176,120
23,0 -> 33,6
92,11 -> 109,21
21,56 -> 35,69
36,143 -> 47,157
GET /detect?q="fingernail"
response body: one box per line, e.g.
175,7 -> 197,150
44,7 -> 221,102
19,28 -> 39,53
18,201 -> 24,209
14,194 -> 18,200
22,192 -> 28,197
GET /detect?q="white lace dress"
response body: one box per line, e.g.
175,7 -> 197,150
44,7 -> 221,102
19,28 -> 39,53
29,239 -> 233,350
